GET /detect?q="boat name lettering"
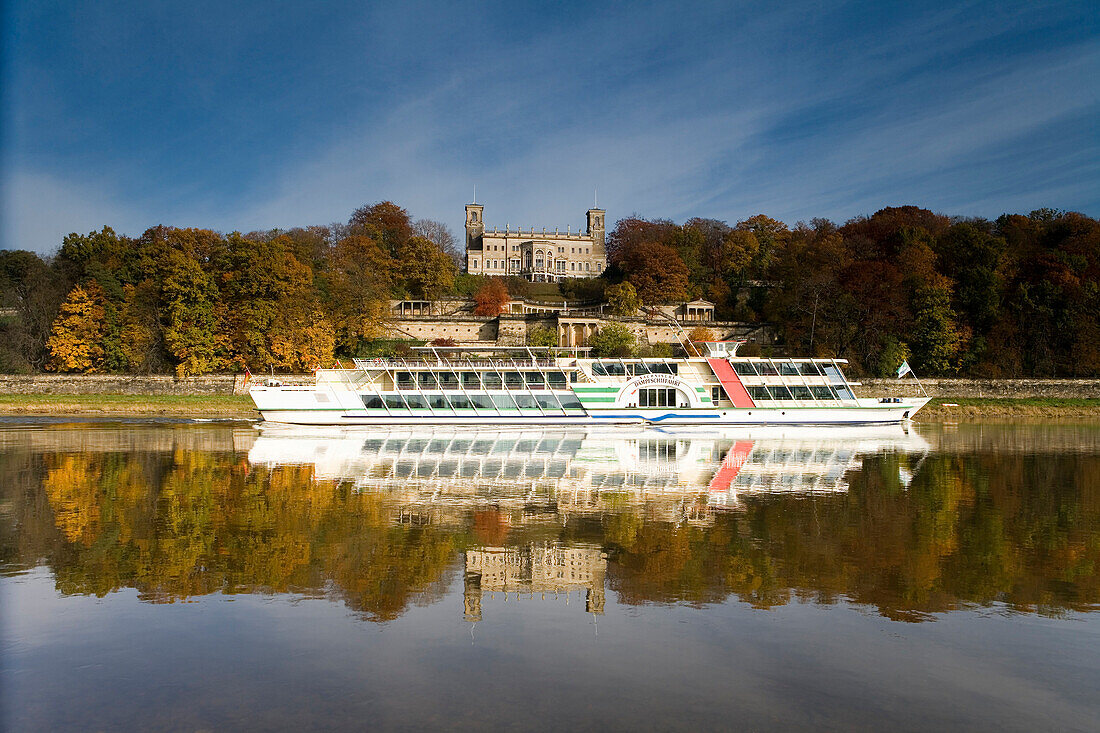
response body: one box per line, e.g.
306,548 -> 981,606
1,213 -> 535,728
634,374 -> 679,387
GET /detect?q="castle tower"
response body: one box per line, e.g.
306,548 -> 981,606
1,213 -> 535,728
587,208 -> 606,252
465,203 -> 485,252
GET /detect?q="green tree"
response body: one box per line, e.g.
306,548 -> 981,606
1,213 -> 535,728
526,326 -> 558,347
589,322 -> 636,356
910,278 -> 961,375
161,249 -> 221,377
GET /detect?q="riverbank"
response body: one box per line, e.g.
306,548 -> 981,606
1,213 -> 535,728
915,397 -> 1100,421
0,394 -> 258,419
0,393 -> 1096,421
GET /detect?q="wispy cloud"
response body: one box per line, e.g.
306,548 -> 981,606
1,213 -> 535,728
3,1 -> 1098,252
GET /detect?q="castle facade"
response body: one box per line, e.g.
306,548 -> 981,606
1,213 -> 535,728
464,202 -> 607,282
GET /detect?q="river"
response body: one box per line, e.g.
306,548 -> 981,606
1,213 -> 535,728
2,420 -> 1099,731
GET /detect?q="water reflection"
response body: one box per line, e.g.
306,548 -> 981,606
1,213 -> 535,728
3,422 -> 1099,623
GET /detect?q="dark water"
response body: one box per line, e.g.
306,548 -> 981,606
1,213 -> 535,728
2,421 -> 1100,731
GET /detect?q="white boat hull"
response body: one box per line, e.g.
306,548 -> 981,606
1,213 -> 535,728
255,399 -> 929,426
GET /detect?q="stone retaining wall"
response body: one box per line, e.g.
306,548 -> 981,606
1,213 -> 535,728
0,374 -> 246,395
859,378 -> 1100,399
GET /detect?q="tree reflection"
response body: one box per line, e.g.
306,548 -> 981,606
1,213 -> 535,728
3,436 -> 1100,622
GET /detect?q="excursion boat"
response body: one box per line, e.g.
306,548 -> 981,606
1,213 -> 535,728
249,341 -> 928,425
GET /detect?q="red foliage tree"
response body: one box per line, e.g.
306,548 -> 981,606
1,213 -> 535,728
473,279 -> 510,316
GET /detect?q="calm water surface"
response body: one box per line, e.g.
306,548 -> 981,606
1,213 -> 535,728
2,421 -> 1100,731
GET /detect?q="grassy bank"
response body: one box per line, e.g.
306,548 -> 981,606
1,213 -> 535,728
916,397 -> 1100,421
0,394 -> 257,419
0,393 -> 1096,421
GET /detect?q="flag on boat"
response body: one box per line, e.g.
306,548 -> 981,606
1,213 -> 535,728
896,360 -> 913,379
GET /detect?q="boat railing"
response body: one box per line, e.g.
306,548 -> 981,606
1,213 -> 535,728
353,357 -> 563,370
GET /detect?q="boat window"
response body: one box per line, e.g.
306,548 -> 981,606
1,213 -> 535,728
449,394 -> 472,409
437,372 -> 459,389
362,394 -> 385,409
417,372 -> 437,388
779,362 -> 800,376
732,362 -> 758,376
768,384 -> 795,400
759,362 -> 779,376
823,365 -> 844,381
482,372 -> 503,389
557,393 -> 583,410
811,386 -> 837,401
396,372 -> 414,389
547,371 -> 567,387
469,394 -> 494,410
513,394 -> 538,410
524,372 -> 545,388
535,394 -> 562,411
402,394 -> 427,409
790,385 -> 814,400
591,363 -> 607,376
604,363 -> 626,376
799,362 -> 823,376
649,362 -> 677,374
504,371 -> 524,389
492,394 -> 518,411
835,386 -> 856,401
629,363 -> 649,376
384,394 -> 406,409
461,372 -> 481,389
428,393 -> 451,410
748,386 -> 772,401
639,388 -> 677,407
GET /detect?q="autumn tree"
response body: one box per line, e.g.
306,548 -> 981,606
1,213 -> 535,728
473,278 -> 510,316
413,219 -> 461,267
349,201 -> 414,254
618,242 -> 690,304
46,282 -> 108,372
605,281 -> 640,316
161,248 -> 221,377
327,233 -> 394,353
397,235 -> 456,300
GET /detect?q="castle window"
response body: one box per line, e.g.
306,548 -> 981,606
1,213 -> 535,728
471,259 -> 479,269
585,262 -> 591,271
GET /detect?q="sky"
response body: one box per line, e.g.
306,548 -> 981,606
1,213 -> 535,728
2,0 -> 1098,254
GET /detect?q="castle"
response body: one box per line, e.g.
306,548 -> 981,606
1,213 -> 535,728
464,202 -> 608,282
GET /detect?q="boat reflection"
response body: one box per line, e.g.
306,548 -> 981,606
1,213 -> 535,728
248,424 -> 931,514
249,425 -> 931,621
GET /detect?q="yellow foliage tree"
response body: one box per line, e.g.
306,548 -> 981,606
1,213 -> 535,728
46,282 -> 107,372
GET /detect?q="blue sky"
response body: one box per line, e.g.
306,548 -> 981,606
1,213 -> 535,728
2,0 -> 1098,254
